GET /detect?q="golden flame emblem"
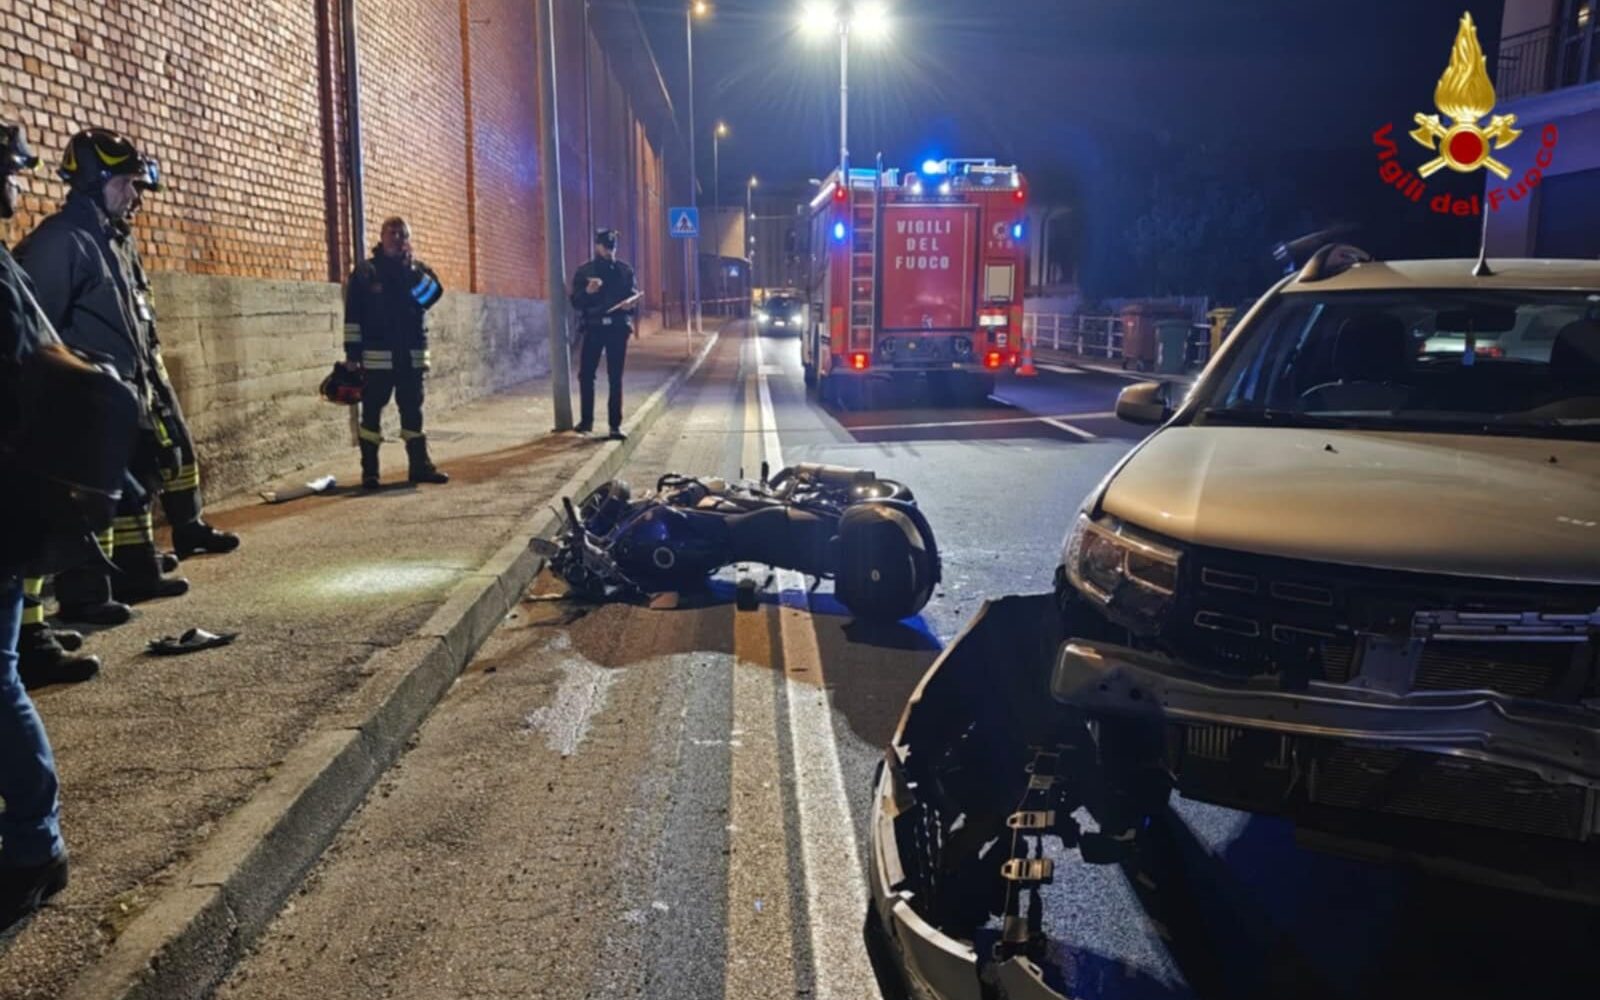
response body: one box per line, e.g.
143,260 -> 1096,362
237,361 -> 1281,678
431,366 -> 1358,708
1410,12 -> 1520,178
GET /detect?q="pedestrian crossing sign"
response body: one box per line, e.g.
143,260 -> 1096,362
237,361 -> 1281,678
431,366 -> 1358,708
669,207 -> 699,238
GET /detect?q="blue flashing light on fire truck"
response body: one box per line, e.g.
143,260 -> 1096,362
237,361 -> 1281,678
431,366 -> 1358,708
801,156 -> 1029,407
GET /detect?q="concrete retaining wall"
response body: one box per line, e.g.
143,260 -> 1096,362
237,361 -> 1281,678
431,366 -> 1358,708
150,274 -> 551,503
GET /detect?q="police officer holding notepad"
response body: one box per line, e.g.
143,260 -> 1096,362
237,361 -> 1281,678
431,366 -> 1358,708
569,228 -> 641,440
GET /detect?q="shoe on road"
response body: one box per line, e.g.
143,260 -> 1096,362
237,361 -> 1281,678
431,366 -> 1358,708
158,552 -> 180,574
607,428 -> 628,442
172,520 -> 241,558
17,625 -> 100,689
408,466 -> 450,485
53,600 -> 133,627
572,423 -> 594,435
0,854 -> 69,935
113,573 -> 190,605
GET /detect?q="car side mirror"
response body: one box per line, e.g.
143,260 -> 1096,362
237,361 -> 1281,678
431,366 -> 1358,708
1115,381 -> 1170,425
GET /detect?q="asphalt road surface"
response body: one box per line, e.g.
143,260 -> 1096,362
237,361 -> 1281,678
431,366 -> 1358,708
219,323 -> 1599,1000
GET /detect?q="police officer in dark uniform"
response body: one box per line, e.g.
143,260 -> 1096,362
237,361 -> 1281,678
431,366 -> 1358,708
343,216 -> 449,490
570,229 -> 641,439
15,128 -> 229,619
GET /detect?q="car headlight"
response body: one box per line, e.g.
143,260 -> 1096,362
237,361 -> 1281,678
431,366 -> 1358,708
1063,514 -> 1181,635
790,313 -> 802,324
756,310 -> 770,322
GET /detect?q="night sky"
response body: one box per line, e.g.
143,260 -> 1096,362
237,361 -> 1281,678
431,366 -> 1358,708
636,0 -> 1508,287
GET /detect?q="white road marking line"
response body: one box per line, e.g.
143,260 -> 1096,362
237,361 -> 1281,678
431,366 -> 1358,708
1042,417 -> 1099,440
846,411 -> 1117,433
722,348 -> 800,999
1037,363 -> 1083,375
756,336 -> 879,998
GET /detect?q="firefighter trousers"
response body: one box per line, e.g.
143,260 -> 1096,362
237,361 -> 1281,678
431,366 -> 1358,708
153,376 -> 204,527
53,492 -> 158,611
358,367 -> 426,445
578,326 -> 629,431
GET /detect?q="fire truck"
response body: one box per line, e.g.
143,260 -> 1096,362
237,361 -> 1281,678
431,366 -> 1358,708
801,157 -> 1029,407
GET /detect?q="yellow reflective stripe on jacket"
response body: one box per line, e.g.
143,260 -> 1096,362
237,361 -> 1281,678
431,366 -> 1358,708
343,323 -> 363,345
153,418 -> 174,448
362,349 -> 394,370
21,577 -> 44,627
162,463 -> 200,492
358,426 -> 384,444
95,528 -> 114,557
399,429 -> 424,441
409,349 -> 432,370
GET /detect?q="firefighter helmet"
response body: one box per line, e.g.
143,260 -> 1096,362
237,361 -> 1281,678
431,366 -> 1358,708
319,360 -> 365,405
1,119 -> 39,176
59,128 -> 161,193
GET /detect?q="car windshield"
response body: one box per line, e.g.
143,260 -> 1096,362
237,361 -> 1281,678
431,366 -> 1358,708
767,297 -> 797,312
1195,288 -> 1600,440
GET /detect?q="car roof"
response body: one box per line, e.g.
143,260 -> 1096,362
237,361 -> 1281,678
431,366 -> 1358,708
1285,258 -> 1600,293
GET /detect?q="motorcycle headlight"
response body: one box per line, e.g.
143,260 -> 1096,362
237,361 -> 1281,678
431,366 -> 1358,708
1064,514 -> 1181,635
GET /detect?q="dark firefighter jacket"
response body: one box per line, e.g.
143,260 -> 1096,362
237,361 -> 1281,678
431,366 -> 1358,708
570,256 -> 639,334
343,249 -> 443,372
15,193 -> 156,412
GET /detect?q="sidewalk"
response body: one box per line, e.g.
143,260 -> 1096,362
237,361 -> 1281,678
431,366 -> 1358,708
1,327 -> 714,1000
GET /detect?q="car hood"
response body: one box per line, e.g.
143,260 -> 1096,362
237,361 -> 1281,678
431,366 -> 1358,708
1099,427 -> 1600,586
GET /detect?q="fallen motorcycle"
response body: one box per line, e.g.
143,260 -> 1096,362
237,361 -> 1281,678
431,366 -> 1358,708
533,463 -> 940,622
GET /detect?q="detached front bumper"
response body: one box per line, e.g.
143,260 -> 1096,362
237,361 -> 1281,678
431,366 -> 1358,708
1051,640 -> 1600,792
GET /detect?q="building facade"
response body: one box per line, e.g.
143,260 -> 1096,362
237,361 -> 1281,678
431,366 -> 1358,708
1489,0 -> 1600,257
0,0 -> 684,499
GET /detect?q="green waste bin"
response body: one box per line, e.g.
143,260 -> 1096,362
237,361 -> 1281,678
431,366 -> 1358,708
1155,319 -> 1190,374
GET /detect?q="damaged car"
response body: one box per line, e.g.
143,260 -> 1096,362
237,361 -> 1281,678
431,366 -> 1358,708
868,250 -> 1600,999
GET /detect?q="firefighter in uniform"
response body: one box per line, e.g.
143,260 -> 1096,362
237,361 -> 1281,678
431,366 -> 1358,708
343,216 -> 448,490
569,228 -> 641,439
1,121 -> 99,689
16,129 -> 235,620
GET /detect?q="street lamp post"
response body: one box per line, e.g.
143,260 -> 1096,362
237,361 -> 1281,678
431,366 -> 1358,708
713,121 -> 728,311
685,2 -> 709,334
800,3 -> 890,183
746,176 -> 757,284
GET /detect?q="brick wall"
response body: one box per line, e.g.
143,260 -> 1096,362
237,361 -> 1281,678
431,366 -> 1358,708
0,0 -> 676,498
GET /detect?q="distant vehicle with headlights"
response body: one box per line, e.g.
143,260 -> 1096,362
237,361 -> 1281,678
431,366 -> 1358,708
801,157 -> 1029,407
867,248 -> 1600,999
756,291 -> 804,333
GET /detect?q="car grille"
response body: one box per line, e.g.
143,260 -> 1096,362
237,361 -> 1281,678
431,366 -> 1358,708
1308,745 -> 1593,841
1171,548 -> 1598,700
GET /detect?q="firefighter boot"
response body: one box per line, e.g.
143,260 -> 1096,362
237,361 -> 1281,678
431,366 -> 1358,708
405,436 -> 449,485
360,440 -> 381,490
172,519 -> 241,558
17,624 -> 100,688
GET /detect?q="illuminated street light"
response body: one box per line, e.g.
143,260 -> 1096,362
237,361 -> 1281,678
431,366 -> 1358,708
685,1 -> 713,335
797,3 -> 893,179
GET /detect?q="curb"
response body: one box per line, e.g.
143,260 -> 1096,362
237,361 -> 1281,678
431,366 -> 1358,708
61,329 -> 723,1000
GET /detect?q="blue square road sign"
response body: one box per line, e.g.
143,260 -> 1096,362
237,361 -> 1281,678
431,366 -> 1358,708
669,207 -> 700,239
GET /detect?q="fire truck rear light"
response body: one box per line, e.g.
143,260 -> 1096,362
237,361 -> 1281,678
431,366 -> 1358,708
834,185 -> 847,201
1010,353 -> 1019,366
984,352 -> 1002,369
832,221 -> 847,242
851,352 -> 870,371
1013,189 -> 1025,202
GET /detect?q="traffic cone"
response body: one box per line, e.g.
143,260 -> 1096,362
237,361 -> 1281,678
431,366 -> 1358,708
1016,331 -> 1039,377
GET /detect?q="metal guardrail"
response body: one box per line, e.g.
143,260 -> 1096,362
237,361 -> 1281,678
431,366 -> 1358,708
1023,313 -> 1126,359
1024,312 -> 1213,371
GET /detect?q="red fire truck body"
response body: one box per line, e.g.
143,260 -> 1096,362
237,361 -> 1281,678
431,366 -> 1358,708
801,158 -> 1028,404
